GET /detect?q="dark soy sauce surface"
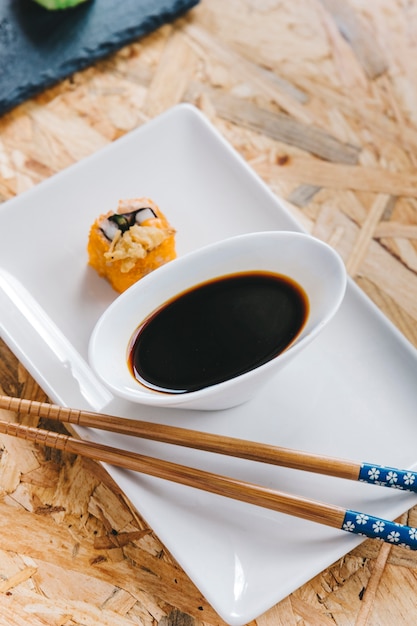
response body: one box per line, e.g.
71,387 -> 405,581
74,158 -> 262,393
128,271 -> 309,394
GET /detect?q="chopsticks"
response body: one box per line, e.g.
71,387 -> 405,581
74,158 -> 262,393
1,394 -> 416,550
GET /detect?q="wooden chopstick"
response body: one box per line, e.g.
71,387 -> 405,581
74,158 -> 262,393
1,395 -> 415,498
0,415 -> 416,550
0,394 -> 361,480
0,416 -> 344,527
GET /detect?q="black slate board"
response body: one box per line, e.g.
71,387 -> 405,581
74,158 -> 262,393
0,0 -> 199,116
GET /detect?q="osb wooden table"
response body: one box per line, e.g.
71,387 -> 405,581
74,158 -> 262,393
1,1 -> 417,624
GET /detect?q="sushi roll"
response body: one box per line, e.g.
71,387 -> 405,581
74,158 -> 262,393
87,197 -> 176,293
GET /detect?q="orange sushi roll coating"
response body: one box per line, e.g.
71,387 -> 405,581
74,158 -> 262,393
87,197 -> 176,293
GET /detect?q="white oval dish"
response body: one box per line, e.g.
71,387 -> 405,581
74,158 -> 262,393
88,231 -> 347,410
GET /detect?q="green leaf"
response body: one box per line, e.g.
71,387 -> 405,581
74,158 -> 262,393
31,0 -> 91,10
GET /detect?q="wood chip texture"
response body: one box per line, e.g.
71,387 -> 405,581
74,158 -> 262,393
1,0 -> 417,624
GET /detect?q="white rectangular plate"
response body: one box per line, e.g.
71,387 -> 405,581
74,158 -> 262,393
1,104 -> 417,625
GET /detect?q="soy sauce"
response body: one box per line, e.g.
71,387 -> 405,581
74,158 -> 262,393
128,271 -> 309,394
